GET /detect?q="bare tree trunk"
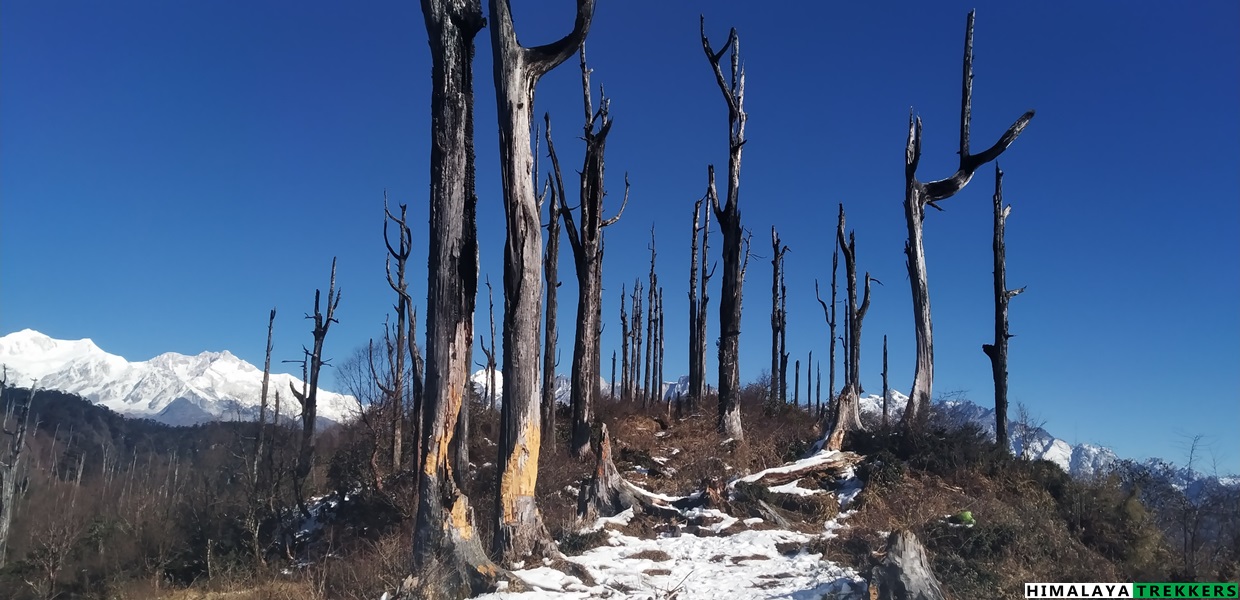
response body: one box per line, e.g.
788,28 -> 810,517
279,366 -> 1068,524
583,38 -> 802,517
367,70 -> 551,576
643,227 -> 657,409
249,309 -> 276,566
815,244 -> 838,421
900,10 -> 1034,431
478,276 -> 498,412
412,2 -> 496,595
806,351 -> 812,409
0,378 -> 32,568
609,351 -> 616,400
408,307 -> 425,480
769,227 -> 788,406
629,281 -> 642,404
290,259 -> 341,518
815,360 -> 821,415
620,284 -> 629,403
542,174 -> 561,452
983,166 -> 1024,450
688,197 -> 713,410
385,198 -> 413,472
489,0 -> 594,564
549,53 -> 626,456
657,287 -> 666,415
793,360 -> 800,407
778,265 -> 788,404
701,19 -> 747,440
882,334 -> 889,431
823,205 -> 873,452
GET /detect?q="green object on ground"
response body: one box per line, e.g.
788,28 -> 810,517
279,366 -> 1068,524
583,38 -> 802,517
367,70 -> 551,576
954,510 -> 975,525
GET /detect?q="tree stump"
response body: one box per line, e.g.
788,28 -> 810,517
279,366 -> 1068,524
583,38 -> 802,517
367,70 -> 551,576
869,530 -> 946,600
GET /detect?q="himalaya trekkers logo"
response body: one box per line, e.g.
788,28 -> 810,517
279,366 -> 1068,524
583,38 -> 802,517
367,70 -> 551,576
1025,582 -> 1239,599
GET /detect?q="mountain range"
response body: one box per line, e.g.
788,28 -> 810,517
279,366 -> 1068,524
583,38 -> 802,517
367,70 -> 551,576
3,329 -> 1230,487
0,329 -> 355,425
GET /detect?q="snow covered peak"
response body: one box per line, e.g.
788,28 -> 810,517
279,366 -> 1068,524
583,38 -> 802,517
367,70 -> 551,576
0,329 -> 353,426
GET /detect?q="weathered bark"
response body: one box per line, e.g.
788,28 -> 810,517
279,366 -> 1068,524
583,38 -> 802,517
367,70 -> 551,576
542,174 -> 560,451
882,335 -> 890,431
824,205 -> 871,450
248,308 -> 276,566
657,287 -> 666,416
409,308 -> 426,481
609,351 -> 616,400
870,530 -> 947,600
778,265 -> 788,404
629,281 -> 643,404
769,227 -> 787,405
577,424 -> 683,523
814,246 -> 838,421
490,0 -> 594,564
793,360 -> 800,406
413,1 -> 497,595
289,259 -> 341,518
0,377 -> 32,567
815,360 -> 822,414
550,52 -> 627,457
982,166 -> 1024,450
478,276 -> 498,412
900,11 -> 1034,431
385,197 -> 413,472
620,284 -> 630,402
687,197 -> 713,409
806,352 -> 812,409
643,227 -> 657,409
738,450 -> 862,488
701,18 -> 747,440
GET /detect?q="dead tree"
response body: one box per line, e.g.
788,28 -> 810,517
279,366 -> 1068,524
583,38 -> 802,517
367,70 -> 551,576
882,334 -> 889,430
769,227 -> 788,406
701,18 -> 748,440
814,244 -> 838,418
687,196 -> 713,410
477,276 -> 498,412
412,0 -> 495,594
549,52 -> 627,456
542,175 -> 561,451
656,287 -> 666,414
0,374 -> 32,567
609,351 -> 616,399
489,0 -> 594,565
837,203 -> 875,393
385,196 -> 414,471
793,360 -> 800,406
822,205 -> 875,450
900,10 -> 1034,430
643,227 -> 657,408
815,360 -> 822,415
629,281 -> 643,404
289,259 -> 341,518
982,166 -> 1024,449
778,263 -> 788,404
806,351 -> 812,409
248,309 -> 276,565
620,284 -> 629,402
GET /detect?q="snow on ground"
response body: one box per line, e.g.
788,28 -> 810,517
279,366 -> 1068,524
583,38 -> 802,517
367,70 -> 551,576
479,522 -> 866,600
474,450 -> 870,600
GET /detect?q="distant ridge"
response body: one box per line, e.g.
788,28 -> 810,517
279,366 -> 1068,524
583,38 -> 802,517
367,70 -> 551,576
0,329 -> 355,426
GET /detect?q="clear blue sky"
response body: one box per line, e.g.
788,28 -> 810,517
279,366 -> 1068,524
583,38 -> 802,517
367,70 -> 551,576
3,2 -> 1237,473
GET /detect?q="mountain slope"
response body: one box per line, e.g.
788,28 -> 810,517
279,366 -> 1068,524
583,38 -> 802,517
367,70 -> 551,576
0,329 -> 355,425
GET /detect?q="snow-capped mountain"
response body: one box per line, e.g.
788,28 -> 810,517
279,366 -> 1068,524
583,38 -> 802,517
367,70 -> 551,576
856,389 -> 1119,478
0,329 -> 355,426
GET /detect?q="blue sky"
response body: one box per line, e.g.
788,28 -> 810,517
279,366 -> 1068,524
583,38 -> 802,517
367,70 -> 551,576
2,2 -> 1237,473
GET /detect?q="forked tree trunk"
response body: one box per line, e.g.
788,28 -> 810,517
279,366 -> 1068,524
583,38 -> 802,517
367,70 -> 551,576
550,51 -> 627,456
412,1 -> 496,596
701,19 -> 747,440
900,10 -> 1034,431
687,198 -> 713,409
489,0 -> 594,564
289,259 -> 340,518
982,165 -> 1024,450
824,205 -> 872,451
542,173 -> 561,452
385,198 -> 413,472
